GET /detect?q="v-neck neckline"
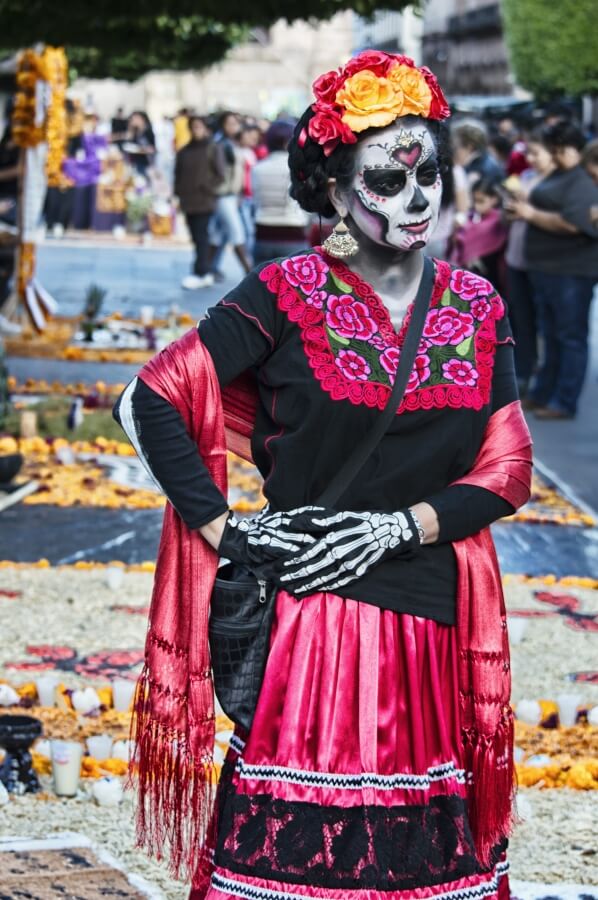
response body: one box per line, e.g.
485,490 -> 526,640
317,247 -> 437,347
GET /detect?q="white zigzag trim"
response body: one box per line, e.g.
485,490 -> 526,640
235,758 -> 467,791
229,734 -> 246,755
212,861 -> 509,900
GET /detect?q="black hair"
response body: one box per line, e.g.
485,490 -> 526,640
543,120 -> 586,152
472,177 -> 502,200
489,134 -> 512,160
265,120 -> 294,153
218,110 -> 238,131
288,106 -> 451,218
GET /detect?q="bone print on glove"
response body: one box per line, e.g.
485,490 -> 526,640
217,506 -> 325,571
264,508 -> 422,597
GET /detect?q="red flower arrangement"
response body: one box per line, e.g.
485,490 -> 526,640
303,50 -> 450,157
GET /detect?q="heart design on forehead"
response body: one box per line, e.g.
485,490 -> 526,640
392,142 -> 422,170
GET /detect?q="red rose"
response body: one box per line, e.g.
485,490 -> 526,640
471,298 -> 492,322
326,295 -> 378,341
379,346 -> 400,378
313,69 -> 343,105
342,50 -> 398,78
423,307 -> 474,346
308,106 -> 357,156
406,353 -> 431,392
420,66 -> 451,120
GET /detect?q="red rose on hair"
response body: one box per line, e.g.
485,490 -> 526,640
342,50 -> 397,78
420,66 -> 451,120
308,106 -> 357,156
313,69 -> 343,105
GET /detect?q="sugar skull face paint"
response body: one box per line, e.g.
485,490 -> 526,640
345,118 -> 442,252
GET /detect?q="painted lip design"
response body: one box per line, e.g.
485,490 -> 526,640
398,218 -> 431,234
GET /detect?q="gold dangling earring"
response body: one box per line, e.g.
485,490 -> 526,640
322,216 -> 359,259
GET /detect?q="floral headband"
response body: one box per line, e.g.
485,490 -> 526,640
299,50 -> 450,158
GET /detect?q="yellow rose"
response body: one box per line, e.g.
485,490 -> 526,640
336,69 -> 404,132
387,64 -> 432,117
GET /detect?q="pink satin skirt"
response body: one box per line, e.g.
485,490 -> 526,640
196,591 -> 509,900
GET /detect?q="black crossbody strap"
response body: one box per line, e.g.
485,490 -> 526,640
316,256 -> 434,508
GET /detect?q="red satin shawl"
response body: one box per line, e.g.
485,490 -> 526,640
133,327 -> 532,878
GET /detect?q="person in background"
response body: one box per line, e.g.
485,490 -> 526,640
62,112 -> 106,230
0,104 -> 19,314
426,151 -> 469,260
174,108 -> 191,151
125,111 -> 156,177
488,134 -> 512,174
251,120 -> 309,264
175,116 -> 224,290
582,139 -> 598,186
452,120 -> 504,188
111,106 -> 128,150
505,121 -> 598,419
497,117 -> 529,176
504,130 -> 555,396
450,178 -> 508,292
209,111 -> 251,279
239,124 -> 261,255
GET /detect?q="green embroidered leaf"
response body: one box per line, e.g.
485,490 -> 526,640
456,336 -> 473,357
325,324 -> 350,347
330,271 -> 353,294
439,288 -> 453,307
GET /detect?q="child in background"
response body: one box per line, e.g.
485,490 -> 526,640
450,178 -> 508,293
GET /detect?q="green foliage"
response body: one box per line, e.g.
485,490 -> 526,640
502,0 -> 598,98
0,0 -> 417,80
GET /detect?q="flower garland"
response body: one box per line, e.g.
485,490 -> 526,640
302,50 -> 450,157
43,47 -> 69,189
11,49 -> 48,149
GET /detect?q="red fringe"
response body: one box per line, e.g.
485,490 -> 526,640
462,708 -> 516,868
129,667 -> 217,882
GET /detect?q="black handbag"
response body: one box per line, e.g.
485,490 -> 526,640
209,258 -> 435,731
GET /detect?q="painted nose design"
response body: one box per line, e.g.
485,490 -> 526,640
406,184 -> 429,214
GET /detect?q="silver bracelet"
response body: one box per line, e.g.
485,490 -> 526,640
408,507 -> 425,544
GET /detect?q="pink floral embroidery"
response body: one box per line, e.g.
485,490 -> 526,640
281,253 -> 329,296
407,353 -> 432,392
379,346 -> 400,377
442,358 -> 479,387
369,334 -> 387,350
471,297 -> 492,322
326,295 -> 378,341
450,269 -> 493,302
335,349 -> 371,381
308,290 -> 328,309
423,306 -> 475,346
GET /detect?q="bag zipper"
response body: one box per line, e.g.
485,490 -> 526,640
258,580 -> 267,604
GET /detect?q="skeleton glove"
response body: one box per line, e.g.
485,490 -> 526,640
264,508 -> 423,597
217,507 -> 324,571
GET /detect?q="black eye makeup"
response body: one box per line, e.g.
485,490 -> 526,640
417,160 -> 440,186
363,169 -> 407,196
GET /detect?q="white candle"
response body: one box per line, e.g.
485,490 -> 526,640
92,776 -> 123,806
51,740 -> 83,797
588,705 -> 598,727
556,692 -> 582,727
86,734 -> 113,760
140,304 -> 154,325
515,699 -> 542,725
112,678 -> 136,712
112,739 -> 135,762
35,674 -> 59,707
507,616 -> 528,645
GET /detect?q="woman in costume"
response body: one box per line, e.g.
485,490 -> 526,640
114,51 -> 532,900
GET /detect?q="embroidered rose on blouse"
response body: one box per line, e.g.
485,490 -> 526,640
442,358 -> 479,387
335,349 -> 371,381
281,253 -> 329,296
450,269 -> 493,302
423,307 -> 474,346
470,297 -> 493,322
326,295 -> 378,341
380,347 -> 430,391
307,290 -> 328,309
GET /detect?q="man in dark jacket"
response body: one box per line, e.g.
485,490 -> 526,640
174,116 -> 224,289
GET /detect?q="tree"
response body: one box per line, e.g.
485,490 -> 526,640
0,1 -> 420,81
502,0 -> 598,98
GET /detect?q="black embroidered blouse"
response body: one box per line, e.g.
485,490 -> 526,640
114,251 -> 518,624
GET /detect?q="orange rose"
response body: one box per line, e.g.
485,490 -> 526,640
387,64 -> 432,117
336,69 -> 404,132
